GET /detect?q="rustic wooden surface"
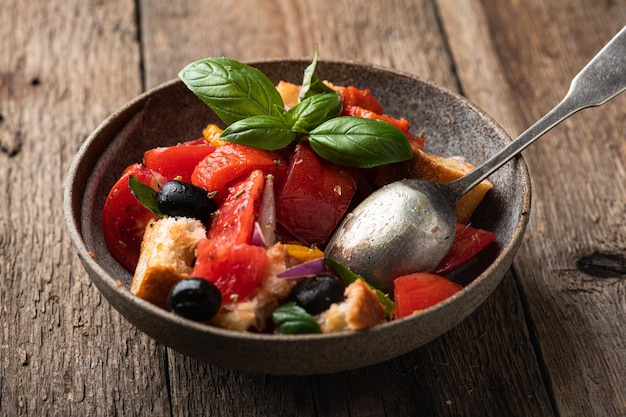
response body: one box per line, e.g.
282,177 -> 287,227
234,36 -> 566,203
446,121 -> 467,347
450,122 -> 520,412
1,0 -> 624,415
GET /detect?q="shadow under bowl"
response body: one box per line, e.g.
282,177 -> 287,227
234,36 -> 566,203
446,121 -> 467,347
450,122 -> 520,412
64,59 -> 530,375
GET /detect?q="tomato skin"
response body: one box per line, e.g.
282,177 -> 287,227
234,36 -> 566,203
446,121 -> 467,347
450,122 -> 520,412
433,224 -> 496,275
143,139 -> 215,182
339,86 -> 410,134
208,169 -> 265,245
275,141 -> 358,247
339,86 -> 384,114
342,104 -> 410,133
393,273 -> 463,318
191,143 -> 286,203
102,163 -> 161,271
192,239 -> 267,302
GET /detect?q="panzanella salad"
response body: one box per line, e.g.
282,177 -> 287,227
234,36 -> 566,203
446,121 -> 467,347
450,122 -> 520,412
102,55 -> 497,334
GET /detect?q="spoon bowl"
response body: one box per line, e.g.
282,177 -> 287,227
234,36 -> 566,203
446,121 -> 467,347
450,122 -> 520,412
326,179 -> 457,293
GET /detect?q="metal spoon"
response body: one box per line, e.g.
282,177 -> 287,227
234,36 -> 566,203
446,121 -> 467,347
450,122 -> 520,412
326,26 -> 626,293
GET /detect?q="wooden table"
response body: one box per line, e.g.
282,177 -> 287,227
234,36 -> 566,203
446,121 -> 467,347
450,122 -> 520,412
1,1 -> 625,415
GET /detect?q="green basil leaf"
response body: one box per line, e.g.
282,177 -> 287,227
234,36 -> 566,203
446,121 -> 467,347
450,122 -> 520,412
324,258 -> 359,286
299,48 -> 318,101
288,93 -> 342,133
306,76 -> 335,97
273,302 -> 322,334
299,48 -> 334,101
325,259 -> 396,318
178,58 -> 284,125
221,114 -> 297,150
308,116 -> 413,168
128,175 -> 163,217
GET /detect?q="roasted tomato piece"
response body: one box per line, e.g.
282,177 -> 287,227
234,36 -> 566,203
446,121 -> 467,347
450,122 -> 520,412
192,239 -> 268,302
208,169 -> 265,245
142,138 -> 215,182
102,163 -> 162,271
191,143 -> 286,203
393,273 -> 463,318
342,104 -> 410,133
433,224 -> 496,275
275,141 -> 358,247
339,86 -> 383,114
192,170 -> 267,302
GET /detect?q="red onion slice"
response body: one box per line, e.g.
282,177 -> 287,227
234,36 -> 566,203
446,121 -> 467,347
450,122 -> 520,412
277,257 -> 325,279
257,174 -> 276,246
251,222 -> 266,246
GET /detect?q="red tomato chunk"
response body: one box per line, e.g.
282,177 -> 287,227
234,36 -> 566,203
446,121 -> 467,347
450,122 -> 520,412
193,239 -> 267,302
433,224 -> 496,275
208,169 -> 265,245
393,273 -> 463,318
193,170 -> 268,301
275,141 -> 358,247
143,138 -> 215,182
191,143 -> 287,203
102,163 -> 161,271
339,86 -> 384,114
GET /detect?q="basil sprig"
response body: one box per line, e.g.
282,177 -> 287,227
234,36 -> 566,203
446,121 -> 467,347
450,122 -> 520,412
272,302 -> 322,334
179,56 -> 413,168
298,47 -> 335,100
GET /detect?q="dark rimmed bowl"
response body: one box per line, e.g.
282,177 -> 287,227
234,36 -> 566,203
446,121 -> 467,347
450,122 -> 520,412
64,59 -> 530,375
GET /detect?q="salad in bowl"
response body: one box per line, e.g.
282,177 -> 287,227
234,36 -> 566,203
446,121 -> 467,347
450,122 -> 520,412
64,56 -> 529,374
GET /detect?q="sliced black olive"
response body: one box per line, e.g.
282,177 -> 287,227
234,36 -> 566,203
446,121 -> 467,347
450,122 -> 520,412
289,274 -> 345,315
156,180 -> 216,222
167,278 -> 222,321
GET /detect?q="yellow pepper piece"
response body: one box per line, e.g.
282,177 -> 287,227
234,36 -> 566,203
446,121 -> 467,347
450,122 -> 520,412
285,244 -> 324,263
202,124 -> 229,146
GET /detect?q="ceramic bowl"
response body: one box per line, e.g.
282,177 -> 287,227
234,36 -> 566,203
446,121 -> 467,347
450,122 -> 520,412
64,59 -> 530,375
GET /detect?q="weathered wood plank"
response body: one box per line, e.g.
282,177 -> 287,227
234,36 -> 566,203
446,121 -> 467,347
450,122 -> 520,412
0,1 -> 173,416
139,0 -> 459,90
439,0 -> 626,415
6,0 -> 622,415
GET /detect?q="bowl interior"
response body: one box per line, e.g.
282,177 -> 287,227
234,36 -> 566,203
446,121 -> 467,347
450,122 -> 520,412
64,59 -> 530,375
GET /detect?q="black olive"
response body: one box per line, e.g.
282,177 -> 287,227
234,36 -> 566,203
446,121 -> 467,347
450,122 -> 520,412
167,278 -> 222,321
289,274 -> 345,315
156,180 -> 216,222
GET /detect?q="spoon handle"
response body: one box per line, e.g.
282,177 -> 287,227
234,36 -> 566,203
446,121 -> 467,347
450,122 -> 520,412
451,25 -> 626,198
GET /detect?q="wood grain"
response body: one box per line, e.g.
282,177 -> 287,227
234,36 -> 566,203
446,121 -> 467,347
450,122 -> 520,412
0,0 -> 170,415
1,0 -> 624,415
139,0 -> 459,90
449,1 -> 626,416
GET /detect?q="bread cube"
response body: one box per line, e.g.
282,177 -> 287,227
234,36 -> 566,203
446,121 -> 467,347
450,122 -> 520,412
130,217 -> 206,309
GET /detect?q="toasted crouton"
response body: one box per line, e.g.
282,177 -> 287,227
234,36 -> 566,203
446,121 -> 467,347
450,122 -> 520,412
130,217 -> 206,309
376,146 -> 493,224
317,279 -> 386,333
